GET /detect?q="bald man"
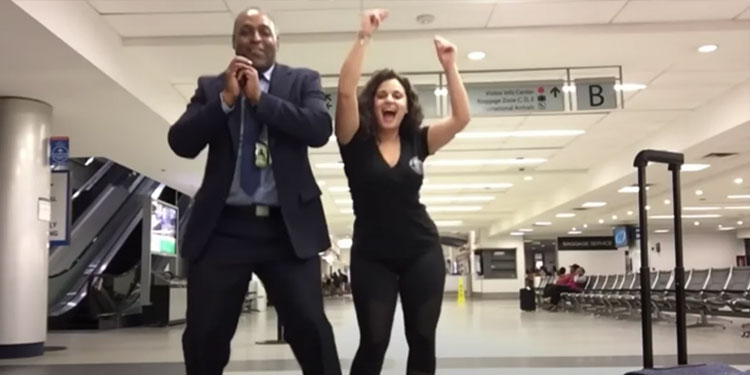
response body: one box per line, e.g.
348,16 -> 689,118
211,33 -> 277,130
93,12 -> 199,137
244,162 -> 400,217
168,8 -> 341,375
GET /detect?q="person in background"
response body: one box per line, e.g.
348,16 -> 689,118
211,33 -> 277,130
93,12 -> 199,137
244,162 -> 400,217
546,265 -> 582,310
168,7 -> 341,375
574,267 -> 588,289
334,8 -> 471,375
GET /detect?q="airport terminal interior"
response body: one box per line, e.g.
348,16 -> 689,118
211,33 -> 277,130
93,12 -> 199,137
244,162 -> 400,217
1,0 -> 750,374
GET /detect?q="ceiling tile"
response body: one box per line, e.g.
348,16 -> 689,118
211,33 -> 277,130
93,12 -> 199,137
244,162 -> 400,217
521,113 -> 606,129
488,1 -> 626,28
613,0 -> 750,23
104,13 -> 233,37
649,71 -> 750,89
89,0 -> 227,14
626,87 -> 731,110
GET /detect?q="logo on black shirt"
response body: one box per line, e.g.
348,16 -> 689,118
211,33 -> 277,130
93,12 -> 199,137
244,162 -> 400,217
409,156 -> 424,175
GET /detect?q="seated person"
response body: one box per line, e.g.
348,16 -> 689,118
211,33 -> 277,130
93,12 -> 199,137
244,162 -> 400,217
545,265 -> 583,309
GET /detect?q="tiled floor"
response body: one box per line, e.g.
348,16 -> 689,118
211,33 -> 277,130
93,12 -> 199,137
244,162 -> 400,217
2,299 -> 750,374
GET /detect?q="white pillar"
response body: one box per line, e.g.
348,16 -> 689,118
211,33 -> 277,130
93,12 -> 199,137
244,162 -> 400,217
0,97 -> 52,358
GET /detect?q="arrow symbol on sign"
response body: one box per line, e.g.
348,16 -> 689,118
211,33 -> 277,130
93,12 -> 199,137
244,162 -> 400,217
551,87 -> 561,98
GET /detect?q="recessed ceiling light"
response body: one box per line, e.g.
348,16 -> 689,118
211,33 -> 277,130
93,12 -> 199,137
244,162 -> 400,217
698,44 -> 718,53
664,199 -> 671,205
738,221 -> 744,226
735,178 -> 745,185
583,224 -> 588,228
695,190 -> 704,196
627,211 -> 634,216
612,215 -> 618,220
468,51 -> 486,61
572,227 -> 577,231
646,205 -> 651,211
524,176 -> 534,181
534,222 -> 552,226
728,195 -> 750,199
614,83 -> 647,92
556,213 -> 576,218
582,202 -> 607,208
682,164 -> 710,172
598,219 -> 605,224
694,221 -> 701,226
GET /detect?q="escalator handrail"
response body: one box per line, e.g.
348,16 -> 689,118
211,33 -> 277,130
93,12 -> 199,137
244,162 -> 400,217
72,160 -> 114,201
49,174 -> 146,278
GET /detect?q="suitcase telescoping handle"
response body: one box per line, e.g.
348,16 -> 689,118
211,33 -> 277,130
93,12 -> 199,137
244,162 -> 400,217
634,150 -> 687,369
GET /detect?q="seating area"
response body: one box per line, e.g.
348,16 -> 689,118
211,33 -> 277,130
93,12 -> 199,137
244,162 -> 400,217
535,267 -> 750,337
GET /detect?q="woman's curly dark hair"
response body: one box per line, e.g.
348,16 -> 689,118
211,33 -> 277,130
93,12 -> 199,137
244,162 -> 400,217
358,69 -> 424,141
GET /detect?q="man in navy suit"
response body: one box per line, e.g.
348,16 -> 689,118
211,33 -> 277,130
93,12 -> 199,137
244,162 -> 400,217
168,8 -> 341,375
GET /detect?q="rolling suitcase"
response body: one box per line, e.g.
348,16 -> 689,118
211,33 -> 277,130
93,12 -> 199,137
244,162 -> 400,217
625,150 -> 747,375
519,287 -> 535,311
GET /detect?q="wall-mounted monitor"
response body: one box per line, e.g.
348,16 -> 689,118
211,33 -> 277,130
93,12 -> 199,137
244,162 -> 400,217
150,200 -> 178,257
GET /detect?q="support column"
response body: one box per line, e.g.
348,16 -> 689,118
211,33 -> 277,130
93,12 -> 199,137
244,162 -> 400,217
0,97 -> 52,358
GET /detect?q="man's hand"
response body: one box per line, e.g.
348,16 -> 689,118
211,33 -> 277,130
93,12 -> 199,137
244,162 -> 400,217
360,9 -> 388,38
221,56 -> 253,107
240,67 -> 262,104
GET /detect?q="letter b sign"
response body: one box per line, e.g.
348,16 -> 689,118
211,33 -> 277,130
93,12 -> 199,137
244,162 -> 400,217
576,79 -> 617,111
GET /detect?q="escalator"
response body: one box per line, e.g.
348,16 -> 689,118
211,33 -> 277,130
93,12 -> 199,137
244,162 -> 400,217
48,159 -> 161,329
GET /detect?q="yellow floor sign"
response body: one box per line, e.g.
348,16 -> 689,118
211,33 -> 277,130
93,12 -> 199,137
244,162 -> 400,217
457,276 -> 465,305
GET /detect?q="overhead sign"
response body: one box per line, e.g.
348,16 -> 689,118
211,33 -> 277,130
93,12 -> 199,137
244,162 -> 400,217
50,170 -> 71,246
576,78 -> 617,111
557,236 -> 616,251
323,85 -> 439,119
467,81 -> 565,115
49,136 -> 69,167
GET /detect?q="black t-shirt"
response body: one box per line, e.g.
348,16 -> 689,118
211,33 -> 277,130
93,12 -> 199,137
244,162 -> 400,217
338,125 -> 440,258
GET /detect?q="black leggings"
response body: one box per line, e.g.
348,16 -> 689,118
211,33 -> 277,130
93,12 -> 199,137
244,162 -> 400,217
349,248 -> 446,375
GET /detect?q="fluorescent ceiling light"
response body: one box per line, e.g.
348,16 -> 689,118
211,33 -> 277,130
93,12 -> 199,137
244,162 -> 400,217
427,158 -> 547,166
435,220 -> 463,227
695,190 -> 704,196
467,51 -> 486,60
682,164 -> 710,172
317,162 -> 344,169
598,219 -> 605,224
664,199 -> 671,205
510,232 -> 525,236
734,178 -> 744,185
612,215 -> 618,220
524,176 -> 534,181
619,186 -> 648,193
739,221 -> 745,226
534,222 -> 552,226
336,238 -> 352,249
582,202 -> 607,208
724,206 -> 750,210
627,211 -> 634,216
694,221 -> 701,226
583,224 -> 588,228
615,83 -> 647,92
684,206 -> 721,211
422,183 -> 513,191
456,130 -> 585,139
568,231 -> 582,235
518,228 -> 534,232
698,44 -> 718,53
556,213 -> 576,218
728,195 -> 750,199
420,195 -> 495,203
427,205 -> 482,212
719,227 -> 736,231
650,214 -> 721,219
654,229 -> 670,234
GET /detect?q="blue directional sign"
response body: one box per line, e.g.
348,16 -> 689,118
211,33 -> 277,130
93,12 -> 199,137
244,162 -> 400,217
49,137 -> 69,167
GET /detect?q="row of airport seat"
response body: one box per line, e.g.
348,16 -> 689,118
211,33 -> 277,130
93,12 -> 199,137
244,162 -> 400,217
535,267 -> 750,337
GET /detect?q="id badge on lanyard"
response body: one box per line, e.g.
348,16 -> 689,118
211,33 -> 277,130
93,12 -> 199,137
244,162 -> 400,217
255,122 -> 271,169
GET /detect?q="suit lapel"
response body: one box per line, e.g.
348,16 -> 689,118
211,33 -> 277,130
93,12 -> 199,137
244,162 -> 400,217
213,73 -> 241,156
267,65 -> 292,144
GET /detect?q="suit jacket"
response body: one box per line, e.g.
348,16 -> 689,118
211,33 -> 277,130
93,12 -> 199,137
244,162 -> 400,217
168,64 -> 332,261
